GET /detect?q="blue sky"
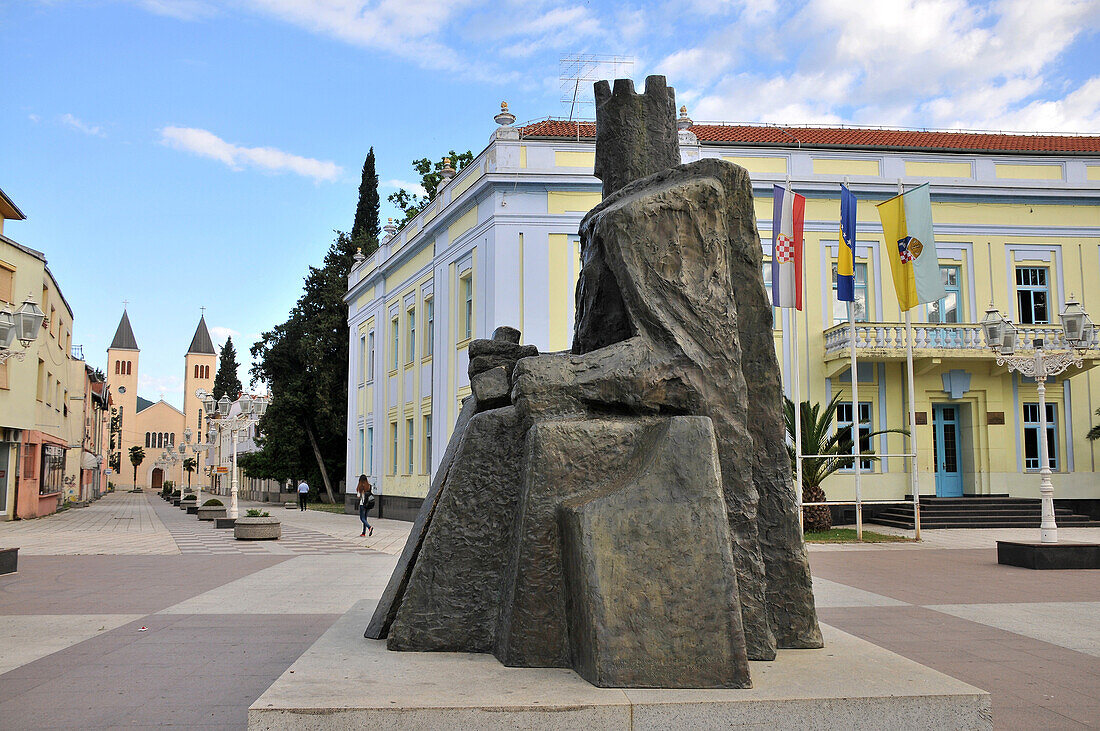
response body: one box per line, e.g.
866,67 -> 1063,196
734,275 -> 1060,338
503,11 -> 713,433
3,0 -> 1098,408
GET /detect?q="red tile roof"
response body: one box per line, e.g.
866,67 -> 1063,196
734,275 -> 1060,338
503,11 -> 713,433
519,120 -> 1100,155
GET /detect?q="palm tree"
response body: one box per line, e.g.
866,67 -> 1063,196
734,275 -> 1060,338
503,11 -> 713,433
784,394 -> 908,532
183,457 -> 197,491
128,446 -> 145,490
1088,409 -> 1100,442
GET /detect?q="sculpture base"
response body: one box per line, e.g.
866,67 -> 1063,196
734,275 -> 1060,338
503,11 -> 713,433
248,600 -> 991,730
997,540 -> 1100,570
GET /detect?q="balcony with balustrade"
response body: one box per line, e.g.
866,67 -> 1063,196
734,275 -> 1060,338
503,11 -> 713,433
823,321 -> 1100,367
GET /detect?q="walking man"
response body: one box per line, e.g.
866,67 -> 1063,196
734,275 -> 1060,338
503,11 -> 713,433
297,478 -> 309,511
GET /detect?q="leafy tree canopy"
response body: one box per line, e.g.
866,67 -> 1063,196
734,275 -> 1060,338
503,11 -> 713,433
249,231 -> 355,503
351,148 -> 380,256
213,336 -> 243,401
387,150 -> 474,225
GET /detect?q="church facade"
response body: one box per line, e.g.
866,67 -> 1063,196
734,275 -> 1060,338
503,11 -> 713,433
106,312 -> 217,490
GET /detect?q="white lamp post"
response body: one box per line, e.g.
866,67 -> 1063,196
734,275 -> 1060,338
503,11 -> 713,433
194,388 -> 267,521
982,295 -> 1097,543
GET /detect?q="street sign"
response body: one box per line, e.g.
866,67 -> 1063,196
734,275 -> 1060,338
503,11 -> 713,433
215,466 -> 229,474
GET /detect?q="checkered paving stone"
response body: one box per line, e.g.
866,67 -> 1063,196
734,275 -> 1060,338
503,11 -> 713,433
148,494 -> 373,555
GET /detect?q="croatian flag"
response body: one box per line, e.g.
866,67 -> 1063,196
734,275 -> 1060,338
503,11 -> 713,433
771,184 -> 805,310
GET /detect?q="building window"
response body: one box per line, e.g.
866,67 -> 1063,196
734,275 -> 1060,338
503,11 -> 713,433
40,444 -> 66,495
423,415 -> 432,474
928,266 -> 961,323
406,306 -> 416,364
406,418 -> 414,474
391,317 -> 400,370
832,262 -> 868,324
836,401 -> 873,471
359,428 -> 365,473
461,273 -> 473,340
390,422 -> 398,475
145,432 -> 151,448
425,297 -> 434,357
367,331 -> 375,381
367,427 -> 374,474
359,335 -> 366,384
1023,402 -> 1058,471
1016,267 -> 1049,324
115,360 -> 121,375
0,264 -> 13,304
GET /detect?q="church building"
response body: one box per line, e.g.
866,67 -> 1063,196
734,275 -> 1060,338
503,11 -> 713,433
106,311 -> 217,490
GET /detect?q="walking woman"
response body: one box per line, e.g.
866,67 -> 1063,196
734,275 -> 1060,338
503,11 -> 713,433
357,475 -> 375,537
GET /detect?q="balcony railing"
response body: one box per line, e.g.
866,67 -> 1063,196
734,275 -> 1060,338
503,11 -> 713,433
823,322 -> 1098,358
71,344 -> 84,360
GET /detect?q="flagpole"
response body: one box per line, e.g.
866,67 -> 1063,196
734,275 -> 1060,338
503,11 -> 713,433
900,179 -> 922,539
843,177 -> 862,540
848,298 -> 862,540
790,181 -> 804,535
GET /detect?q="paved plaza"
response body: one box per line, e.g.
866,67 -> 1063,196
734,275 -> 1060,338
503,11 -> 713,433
0,491 -> 1097,729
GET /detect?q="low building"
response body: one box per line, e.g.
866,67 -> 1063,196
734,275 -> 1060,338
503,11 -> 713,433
345,103 -> 1100,521
1,187 -> 108,519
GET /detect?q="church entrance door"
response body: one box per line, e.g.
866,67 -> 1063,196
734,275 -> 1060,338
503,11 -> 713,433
151,468 -> 164,490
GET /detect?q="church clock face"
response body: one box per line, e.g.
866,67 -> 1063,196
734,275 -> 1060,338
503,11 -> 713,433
118,386 -> 126,394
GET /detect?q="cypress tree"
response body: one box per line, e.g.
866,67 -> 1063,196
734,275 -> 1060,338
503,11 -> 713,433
213,336 -> 243,401
351,147 -> 380,256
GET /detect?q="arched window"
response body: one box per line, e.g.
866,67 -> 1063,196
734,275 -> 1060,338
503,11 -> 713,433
193,364 -> 198,378
115,361 -> 120,375
126,361 -> 132,375
204,365 -> 210,379
169,433 -> 175,446
145,432 -> 151,447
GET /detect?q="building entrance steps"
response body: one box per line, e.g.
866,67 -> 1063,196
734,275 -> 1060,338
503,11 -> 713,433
870,496 -> 1100,530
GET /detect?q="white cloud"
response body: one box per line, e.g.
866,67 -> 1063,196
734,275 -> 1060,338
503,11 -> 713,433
159,126 -> 343,182
28,113 -> 40,123
133,0 -> 216,20
382,179 -> 428,197
60,113 -> 105,137
209,326 -> 241,344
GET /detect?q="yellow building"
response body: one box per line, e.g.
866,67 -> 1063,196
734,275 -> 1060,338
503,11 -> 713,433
345,105 -> 1100,523
106,312 -> 216,490
2,187 -> 107,520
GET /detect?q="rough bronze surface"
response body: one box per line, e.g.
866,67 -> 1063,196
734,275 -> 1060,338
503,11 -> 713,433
366,76 -> 821,687
560,417 -> 750,688
364,396 -> 479,640
592,75 -> 680,198
388,407 -> 524,652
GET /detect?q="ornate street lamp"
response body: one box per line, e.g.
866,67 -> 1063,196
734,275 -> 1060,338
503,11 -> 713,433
0,296 -> 47,363
983,296 -> 1097,543
217,395 -> 231,417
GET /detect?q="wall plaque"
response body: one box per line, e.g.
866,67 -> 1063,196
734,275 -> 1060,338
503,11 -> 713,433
914,412 -> 928,425
987,412 -> 1005,425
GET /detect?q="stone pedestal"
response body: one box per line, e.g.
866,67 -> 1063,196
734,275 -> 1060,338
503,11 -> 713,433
251,601 -> 992,730
997,540 -> 1100,569
0,547 -> 17,575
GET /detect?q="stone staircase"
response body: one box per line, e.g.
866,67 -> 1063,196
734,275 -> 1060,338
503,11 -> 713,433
870,496 -> 1100,529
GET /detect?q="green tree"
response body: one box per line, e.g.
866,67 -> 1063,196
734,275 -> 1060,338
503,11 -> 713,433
183,456 -> 197,489
128,445 -> 145,489
213,336 -> 243,401
249,231 -> 355,504
387,150 -> 474,225
784,394 -> 908,533
351,148 -> 380,256
1087,409 -> 1100,441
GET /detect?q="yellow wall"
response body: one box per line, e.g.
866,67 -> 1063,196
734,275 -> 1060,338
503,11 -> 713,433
548,191 -> 601,215
905,161 -> 972,178
723,156 -> 788,174
554,150 -> 595,168
813,158 -> 881,176
995,163 -> 1062,180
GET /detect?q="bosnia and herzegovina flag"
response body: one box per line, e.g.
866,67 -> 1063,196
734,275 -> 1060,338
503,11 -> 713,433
837,185 -> 857,301
771,184 -> 805,310
877,182 -> 946,311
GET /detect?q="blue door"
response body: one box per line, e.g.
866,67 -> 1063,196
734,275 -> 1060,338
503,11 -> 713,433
933,404 -> 963,497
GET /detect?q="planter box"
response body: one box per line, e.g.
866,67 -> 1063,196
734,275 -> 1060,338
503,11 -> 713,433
186,505 -> 199,515
215,518 -> 236,529
197,506 -> 227,521
235,516 -> 281,541
172,498 -> 181,506
0,547 -> 17,575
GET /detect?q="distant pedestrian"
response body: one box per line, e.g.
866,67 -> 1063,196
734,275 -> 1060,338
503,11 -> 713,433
297,479 -> 309,511
357,475 -> 375,537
